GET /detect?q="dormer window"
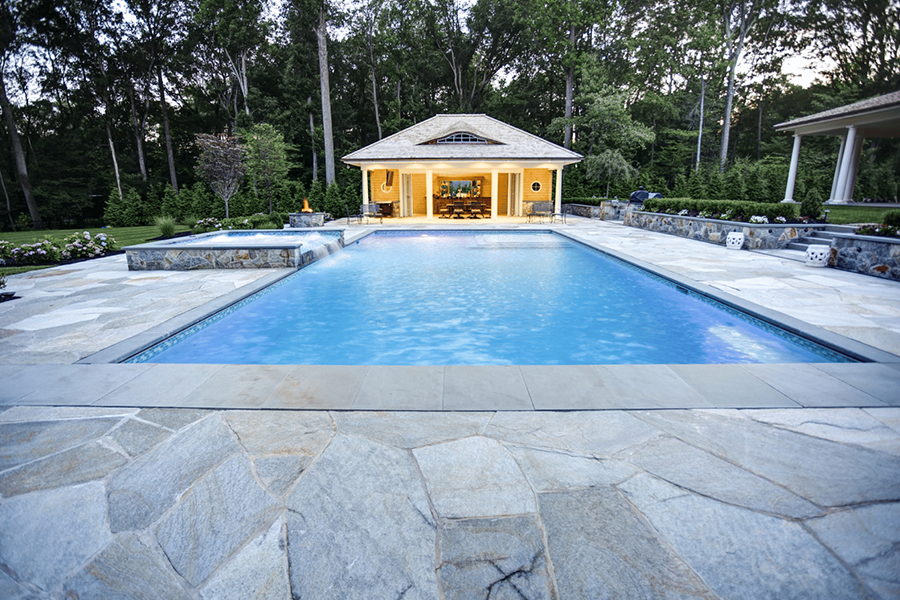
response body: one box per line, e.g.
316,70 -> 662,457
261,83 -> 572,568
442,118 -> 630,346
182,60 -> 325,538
436,132 -> 488,144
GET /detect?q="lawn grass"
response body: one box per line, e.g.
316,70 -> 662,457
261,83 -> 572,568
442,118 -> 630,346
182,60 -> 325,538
823,206 -> 898,225
0,224 -> 190,277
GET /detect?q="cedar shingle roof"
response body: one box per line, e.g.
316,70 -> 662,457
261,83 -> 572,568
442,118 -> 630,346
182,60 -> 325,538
342,114 -> 583,163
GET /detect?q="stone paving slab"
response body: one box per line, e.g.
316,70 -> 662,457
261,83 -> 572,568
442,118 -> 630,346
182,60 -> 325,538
0,406 -> 897,599
7,360 -> 898,410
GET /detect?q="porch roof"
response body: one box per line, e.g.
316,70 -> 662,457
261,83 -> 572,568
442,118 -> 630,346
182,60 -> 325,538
774,90 -> 900,137
342,114 -> 583,165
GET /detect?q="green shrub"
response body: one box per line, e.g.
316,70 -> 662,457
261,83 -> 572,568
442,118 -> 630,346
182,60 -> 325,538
640,198 -> 796,222
799,187 -> 823,219
0,240 -> 12,259
155,215 -> 178,238
882,210 -> 900,227
0,273 -> 5,290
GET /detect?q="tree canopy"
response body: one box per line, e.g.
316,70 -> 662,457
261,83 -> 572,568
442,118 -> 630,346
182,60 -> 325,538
0,0 -> 897,229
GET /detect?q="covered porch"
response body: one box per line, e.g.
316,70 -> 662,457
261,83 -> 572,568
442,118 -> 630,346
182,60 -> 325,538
776,91 -> 900,204
355,161 -> 568,220
341,114 -> 582,219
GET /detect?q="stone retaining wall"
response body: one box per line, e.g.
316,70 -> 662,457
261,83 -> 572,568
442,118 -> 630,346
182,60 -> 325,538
126,238 -> 344,270
624,211 -> 822,250
831,235 -> 900,281
563,202 -> 633,221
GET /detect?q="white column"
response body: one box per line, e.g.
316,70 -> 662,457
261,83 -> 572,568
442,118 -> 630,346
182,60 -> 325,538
361,166 -> 369,206
842,136 -> 864,202
425,169 -> 433,219
782,134 -> 802,203
829,135 -> 847,201
490,170 -> 498,218
507,174 -> 513,216
554,167 -> 563,215
831,126 -> 857,204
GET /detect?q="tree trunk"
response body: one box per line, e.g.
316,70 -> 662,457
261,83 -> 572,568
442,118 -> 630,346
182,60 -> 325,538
756,96 -> 763,160
308,97 -> 318,181
368,36 -> 382,140
696,75 -> 706,171
316,6 -> 335,185
128,82 -> 148,182
0,169 -> 15,229
564,23 -> 575,149
157,65 -> 178,191
719,58 -> 737,172
106,121 -> 123,201
0,74 -> 39,226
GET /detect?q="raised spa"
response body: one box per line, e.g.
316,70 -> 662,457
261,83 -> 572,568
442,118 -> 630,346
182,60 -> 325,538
128,231 -> 853,365
124,230 -> 343,270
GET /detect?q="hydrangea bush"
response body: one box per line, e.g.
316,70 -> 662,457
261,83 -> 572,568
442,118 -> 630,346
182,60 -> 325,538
10,240 -> 61,265
60,231 -> 118,260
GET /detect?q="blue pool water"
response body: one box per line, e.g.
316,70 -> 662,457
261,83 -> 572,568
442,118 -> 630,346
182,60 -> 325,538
130,231 -> 851,365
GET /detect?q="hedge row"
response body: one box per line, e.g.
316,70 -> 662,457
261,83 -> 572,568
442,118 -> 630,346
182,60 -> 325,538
640,198 -> 797,221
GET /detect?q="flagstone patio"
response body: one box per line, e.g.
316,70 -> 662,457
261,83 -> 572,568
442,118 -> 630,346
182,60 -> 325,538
1,217 -> 899,598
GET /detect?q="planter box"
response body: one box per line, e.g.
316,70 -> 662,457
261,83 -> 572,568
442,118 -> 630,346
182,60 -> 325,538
624,211 -> 823,250
830,233 -> 900,281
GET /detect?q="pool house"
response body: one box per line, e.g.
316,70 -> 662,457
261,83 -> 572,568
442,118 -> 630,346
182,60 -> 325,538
341,114 -> 583,219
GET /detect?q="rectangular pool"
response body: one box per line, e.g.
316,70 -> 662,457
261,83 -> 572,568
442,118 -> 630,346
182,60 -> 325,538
127,231 -> 853,365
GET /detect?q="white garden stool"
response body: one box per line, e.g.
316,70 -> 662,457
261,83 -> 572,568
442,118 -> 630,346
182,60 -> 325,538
725,232 -> 745,250
805,245 -> 830,268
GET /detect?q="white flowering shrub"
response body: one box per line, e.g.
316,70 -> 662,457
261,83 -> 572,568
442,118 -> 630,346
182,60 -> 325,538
749,215 -> 769,224
678,209 -> 690,216
774,216 -> 787,223
60,231 -> 118,260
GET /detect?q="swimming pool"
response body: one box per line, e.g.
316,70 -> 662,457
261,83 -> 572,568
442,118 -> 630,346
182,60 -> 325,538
128,231 -> 852,365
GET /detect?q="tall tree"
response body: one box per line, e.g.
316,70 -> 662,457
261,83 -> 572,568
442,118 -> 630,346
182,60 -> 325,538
315,4 -> 335,184
128,0 -> 185,191
0,0 -> 39,226
803,0 -> 900,95
195,0 -> 268,122
242,123 -> 290,214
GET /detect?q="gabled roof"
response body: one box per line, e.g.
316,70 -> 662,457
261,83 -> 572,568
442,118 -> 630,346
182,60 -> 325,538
342,114 -> 583,163
774,91 -> 900,137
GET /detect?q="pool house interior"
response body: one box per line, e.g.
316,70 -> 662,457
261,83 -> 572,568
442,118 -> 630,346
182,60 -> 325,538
341,114 -> 583,220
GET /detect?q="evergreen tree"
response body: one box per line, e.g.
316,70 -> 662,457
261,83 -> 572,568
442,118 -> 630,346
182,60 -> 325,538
706,170 -> 726,200
160,184 -> 183,219
308,178 -> 326,211
323,180 -> 342,219
687,169 -> 707,199
671,174 -> 690,198
104,185 -> 126,226
725,166 -> 747,201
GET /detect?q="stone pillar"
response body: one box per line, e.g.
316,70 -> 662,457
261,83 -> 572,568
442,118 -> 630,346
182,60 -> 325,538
555,167 -> 563,215
491,169 -> 498,218
361,166 -> 369,206
782,134 -> 802,203
829,135 -> 847,201
831,126 -> 857,204
425,169 -> 433,219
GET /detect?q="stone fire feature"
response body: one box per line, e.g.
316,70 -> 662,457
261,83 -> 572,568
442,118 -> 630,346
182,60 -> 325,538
289,212 -> 326,228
